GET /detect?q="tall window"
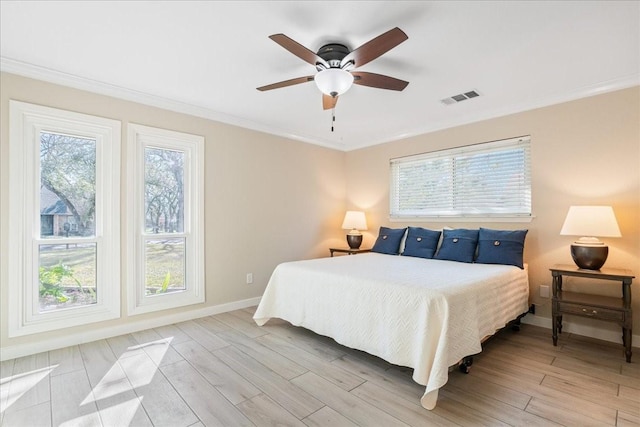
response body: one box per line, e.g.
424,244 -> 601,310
127,124 -> 204,315
8,101 -> 120,337
390,136 -> 531,220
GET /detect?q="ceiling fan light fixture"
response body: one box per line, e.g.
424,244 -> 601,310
314,68 -> 354,97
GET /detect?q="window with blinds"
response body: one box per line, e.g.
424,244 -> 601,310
390,136 -> 531,219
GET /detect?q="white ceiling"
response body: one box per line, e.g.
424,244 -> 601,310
1,1 -> 638,151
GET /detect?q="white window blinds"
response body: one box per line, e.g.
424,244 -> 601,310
390,136 -> 531,219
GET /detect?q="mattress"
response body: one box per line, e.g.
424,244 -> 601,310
253,252 -> 529,409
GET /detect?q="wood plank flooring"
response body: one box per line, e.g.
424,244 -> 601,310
1,307 -> 638,426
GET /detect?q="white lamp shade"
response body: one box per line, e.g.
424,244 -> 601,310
315,69 -> 354,97
341,211 -> 367,231
560,206 -> 621,238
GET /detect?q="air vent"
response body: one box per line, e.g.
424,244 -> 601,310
441,90 -> 480,105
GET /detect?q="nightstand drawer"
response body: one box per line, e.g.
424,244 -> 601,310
557,301 -> 624,322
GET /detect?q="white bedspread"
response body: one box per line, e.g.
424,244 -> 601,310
253,253 -> 529,410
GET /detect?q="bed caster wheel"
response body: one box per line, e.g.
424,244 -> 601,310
459,357 -> 473,374
511,324 -> 521,332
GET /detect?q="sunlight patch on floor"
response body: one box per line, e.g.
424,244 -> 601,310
77,336 -> 172,425
89,396 -> 146,427
1,365 -> 58,414
2,335 -> 174,426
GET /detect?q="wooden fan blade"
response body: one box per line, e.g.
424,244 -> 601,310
352,71 -> 409,91
257,76 -> 314,91
341,27 -> 408,68
323,94 -> 338,110
269,34 -> 329,68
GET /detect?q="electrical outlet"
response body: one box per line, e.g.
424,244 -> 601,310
540,285 -> 550,298
246,273 -> 253,284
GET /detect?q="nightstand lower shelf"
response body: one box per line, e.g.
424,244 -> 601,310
551,264 -> 634,363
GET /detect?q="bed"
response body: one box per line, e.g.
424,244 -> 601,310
253,251 -> 529,410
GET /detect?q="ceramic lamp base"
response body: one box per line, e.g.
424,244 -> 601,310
571,244 -> 608,270
346,234 -> 363,249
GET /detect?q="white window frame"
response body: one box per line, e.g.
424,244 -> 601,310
8,101 -> 121,337
390,136 -> 532,222
127,124 -> 205,315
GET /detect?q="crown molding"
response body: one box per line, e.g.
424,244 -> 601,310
346,73 -> 640,151
2,57 -> 636,153
0,57 -> 346,151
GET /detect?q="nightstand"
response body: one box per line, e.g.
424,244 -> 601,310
550,264 -> 634,362
329,248 -> 371,257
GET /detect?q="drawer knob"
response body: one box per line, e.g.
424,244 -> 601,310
581,308 -> 597,315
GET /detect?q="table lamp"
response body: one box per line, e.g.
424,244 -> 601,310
560,206 -> 621,270
341,211 -> 367,249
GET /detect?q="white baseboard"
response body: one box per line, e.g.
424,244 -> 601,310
0,297 -> 262,361
4,303 -> 635,362
521,314 -> 639,347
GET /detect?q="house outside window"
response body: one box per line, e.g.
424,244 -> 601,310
8,101 -> 121,337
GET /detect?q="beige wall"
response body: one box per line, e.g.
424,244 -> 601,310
1,72 -> 638,358
0,72 -> 346,357
345,86 -> 640,338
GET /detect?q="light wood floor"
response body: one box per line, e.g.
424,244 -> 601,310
1,307 -> 639,426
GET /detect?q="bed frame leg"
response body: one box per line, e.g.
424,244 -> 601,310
510,310 -> 528,332
459,356 -> 473,374
458,309 -> 529,375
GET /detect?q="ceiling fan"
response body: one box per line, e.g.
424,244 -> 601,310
257,27 -> 409,110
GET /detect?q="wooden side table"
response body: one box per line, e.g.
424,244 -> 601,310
550,264 -> 634,362
329,248 -> 371,257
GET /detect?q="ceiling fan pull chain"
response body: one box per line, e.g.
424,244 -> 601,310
331,108 -> 336,132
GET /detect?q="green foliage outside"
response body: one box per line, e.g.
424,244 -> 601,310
39,261 -> 95,306
145,240 -> 185,295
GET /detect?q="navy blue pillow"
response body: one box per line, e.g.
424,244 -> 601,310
434,228 -> 479,263
402,227 -> 441,259
371,227 -> 407,255
475,228 -> 528,269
